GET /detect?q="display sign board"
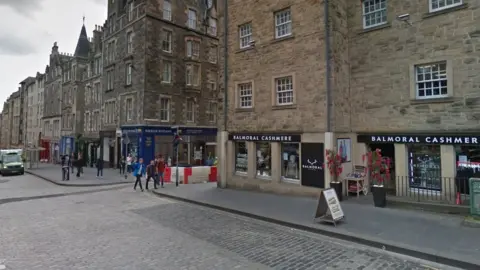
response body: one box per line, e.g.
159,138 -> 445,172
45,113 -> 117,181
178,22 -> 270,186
469,178 -> 480,216
315,188 -> 345,226
300,143 -> 324,188
357,134 -> 480,145
229,133 -> 301,142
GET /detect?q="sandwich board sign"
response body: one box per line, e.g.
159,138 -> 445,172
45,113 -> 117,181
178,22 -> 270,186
314,188 -> 345,226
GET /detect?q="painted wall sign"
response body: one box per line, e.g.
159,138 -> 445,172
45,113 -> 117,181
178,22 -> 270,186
358,134 -> 480,145
229,134 -> 301,142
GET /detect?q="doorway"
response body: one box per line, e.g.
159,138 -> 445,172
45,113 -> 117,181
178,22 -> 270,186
368,143 -> 395,191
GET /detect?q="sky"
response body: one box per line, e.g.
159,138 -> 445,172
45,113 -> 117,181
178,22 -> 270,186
0,0 -> 107,111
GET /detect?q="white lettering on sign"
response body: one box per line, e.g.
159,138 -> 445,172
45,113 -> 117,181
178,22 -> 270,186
370,135 -> 480,144
232,135 -> 295,142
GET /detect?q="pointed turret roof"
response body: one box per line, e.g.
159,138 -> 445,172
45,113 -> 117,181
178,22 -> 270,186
74,22 -> 90,58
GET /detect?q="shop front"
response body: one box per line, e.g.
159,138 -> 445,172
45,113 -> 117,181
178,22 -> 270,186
59,136 -> 75,156
99,130 -> 116,168
357,133 -> 480,197
121,125 -> 217,165
226,133 -> 328,196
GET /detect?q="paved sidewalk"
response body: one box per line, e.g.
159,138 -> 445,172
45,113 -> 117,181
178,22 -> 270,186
26,164 -> 133,186
152,183 -> 480,269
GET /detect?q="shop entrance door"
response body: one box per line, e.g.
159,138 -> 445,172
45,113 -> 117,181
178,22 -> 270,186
368,143 -> 395,190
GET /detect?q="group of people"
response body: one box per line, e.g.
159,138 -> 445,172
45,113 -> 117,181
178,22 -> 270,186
60,153 -> 86,180
120,154 -> 166,192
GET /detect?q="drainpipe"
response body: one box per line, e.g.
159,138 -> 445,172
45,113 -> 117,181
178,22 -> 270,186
324,0 -> 332,132
223,0 -> 228,131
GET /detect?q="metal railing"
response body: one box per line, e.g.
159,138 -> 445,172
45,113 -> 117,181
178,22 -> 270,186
393,176 -> 471,205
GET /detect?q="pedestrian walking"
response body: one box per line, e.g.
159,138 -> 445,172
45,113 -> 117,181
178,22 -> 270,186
156,155 -> 166,188
76,153 -> 84,178
126,154 -> 133,174
96,158 -> 104,178
61,155 -> 70,181
120,156 -> 126,175
145,160 -> 157,190
132,158 -> 146,192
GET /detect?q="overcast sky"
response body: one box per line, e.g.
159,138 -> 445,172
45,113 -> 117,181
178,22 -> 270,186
0,0 -> 107,111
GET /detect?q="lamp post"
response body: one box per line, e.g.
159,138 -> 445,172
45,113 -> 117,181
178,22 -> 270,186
172,126 -> 182,187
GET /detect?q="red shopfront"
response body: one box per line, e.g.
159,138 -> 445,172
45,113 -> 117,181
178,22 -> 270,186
40,139 -> 50,161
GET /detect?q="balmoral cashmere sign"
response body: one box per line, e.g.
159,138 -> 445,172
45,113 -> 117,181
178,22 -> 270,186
357,134 -> 480,145
229,133 -> 301,142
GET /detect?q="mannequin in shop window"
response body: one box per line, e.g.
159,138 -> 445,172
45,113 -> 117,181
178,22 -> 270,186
286,154 -> 298,179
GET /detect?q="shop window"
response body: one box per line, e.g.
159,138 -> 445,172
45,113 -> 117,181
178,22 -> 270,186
256,142 -> 271,178
408,145 -> 441,191
235,142 -> 247,173
282,143 -> 299,181
455,145 -> 480,193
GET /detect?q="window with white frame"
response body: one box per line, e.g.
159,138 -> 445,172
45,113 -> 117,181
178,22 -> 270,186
163,0 -> 172,21
239,23 -> 252,49
415,62 -> 448,99
159,97 -> 170,121
186,40 -> 200,57
162,61 -> 172,83
275,76 -> 294,105
126,98 -> 133,120
128,2 -> 134,21
186,100 -> 194,122
127,31 -> 133,54
430,0 -> 462,12
208,18 -> 217,36
208,45 -> 218,63
126,64 -> 132,85
363,0 -> 387,29
208,102 -> 217,123
162,30 -> 172,52
188,9 -> 197,29
85,112 -> 90,131
238,82 -> 253,108
185,64 -> 200,86
275,9 -> 292,38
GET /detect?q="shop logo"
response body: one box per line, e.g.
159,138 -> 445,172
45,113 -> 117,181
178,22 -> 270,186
302,159 -> 323,171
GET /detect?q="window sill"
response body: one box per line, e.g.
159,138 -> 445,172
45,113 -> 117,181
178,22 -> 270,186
236,46 -> 255,54
235,107 -> 254,113
358,23 -> 391,35
105,89 -> 114,93
162,50 -> 173,55
271,35 -> 294,44
161,81 -> 172,85
124,84 -> 132,88
256,175 -> 272,181
282,177 -> 300,184
423,3 -> 468,19
185,86 -> 201,93
410,97 -> 455,105
272,104 -> 296,110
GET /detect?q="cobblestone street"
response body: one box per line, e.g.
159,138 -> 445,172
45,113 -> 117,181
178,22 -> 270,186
0,175 -> 461,270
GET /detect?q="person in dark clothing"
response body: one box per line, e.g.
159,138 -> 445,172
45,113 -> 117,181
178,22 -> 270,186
120,156 -> 126,175
145,160 -> 157,190
96,158 -> 104,178
76,153 -> 84,178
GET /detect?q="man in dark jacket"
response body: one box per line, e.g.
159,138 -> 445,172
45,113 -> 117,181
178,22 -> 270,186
96,158 -> 104,178
145,160 -> 157,190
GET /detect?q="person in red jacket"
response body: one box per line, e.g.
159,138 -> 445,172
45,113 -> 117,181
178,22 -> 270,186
156,155 -> 166,188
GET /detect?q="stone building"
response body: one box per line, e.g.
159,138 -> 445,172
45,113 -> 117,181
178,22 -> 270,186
10,90 -> 22,147
42,42 -> 69,163
2,97 -> 14,148
35,73 -> 46,145
102,0 -> 219,167
219,0 -> 480,197
22,77 -> 37,147
58,23 -> 90,158
83,25 -> 104,166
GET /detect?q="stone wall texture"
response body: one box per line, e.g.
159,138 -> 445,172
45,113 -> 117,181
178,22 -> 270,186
220,0 -> 480,133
